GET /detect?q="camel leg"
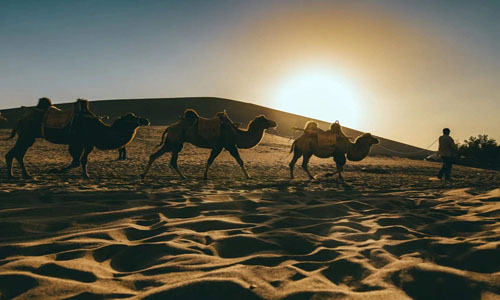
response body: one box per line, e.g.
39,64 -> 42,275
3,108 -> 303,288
17,139 -> 36,179
333,154 -> 346,181
226,145 -> 250,179
80,145 -> 94,179
289,149 -> 302,179
337,167 -> 344,181
169,145 -> 185,179
6,138 -> 36,179
53,144 -> 83,174
203,146 -> 223,180
301,152 -> 314,180
117,147 -> 126,161
5,143 -> 19,178
141,142 -> 172,179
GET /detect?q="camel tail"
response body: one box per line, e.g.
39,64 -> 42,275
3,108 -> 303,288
2,128 -> 16,141
157,127 -> 169,147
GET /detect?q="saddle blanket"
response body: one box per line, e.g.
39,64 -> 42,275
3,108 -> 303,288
317,131 -> 337,148
197,117 -> 221,139
43,106 -> 74,129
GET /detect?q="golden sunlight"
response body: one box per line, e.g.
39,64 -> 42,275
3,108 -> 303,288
270,67 -> 362,129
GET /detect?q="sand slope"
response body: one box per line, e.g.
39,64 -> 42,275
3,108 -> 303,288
0,127 -> 499,300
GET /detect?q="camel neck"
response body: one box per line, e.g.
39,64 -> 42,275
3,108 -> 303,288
94,122 -> 138,150
347,140 -> 371,161
235,124 -> 266,149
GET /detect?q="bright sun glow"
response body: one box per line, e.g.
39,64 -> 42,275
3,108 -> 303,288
271,67 -> 362,129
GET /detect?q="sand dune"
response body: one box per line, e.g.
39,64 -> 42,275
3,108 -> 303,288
0,97 -> 432,158
0,127 -> 499,300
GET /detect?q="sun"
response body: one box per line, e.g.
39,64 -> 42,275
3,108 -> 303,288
270,67 -> 362,129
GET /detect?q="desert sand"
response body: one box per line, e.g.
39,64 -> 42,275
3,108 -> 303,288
0,126 -> 499,300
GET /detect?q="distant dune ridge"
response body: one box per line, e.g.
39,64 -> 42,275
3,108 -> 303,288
0,97 -> 432,158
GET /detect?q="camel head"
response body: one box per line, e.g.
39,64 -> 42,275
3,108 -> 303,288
356,133 -> 379,146
346,133 -> 379,161
251,115 -> 277,130
113,113 -> 150,128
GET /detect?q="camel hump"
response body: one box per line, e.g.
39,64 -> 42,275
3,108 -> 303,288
36,97 -> 53,110
43,106 -> 75,129
184,108 -> 200,120
301,121 -> 336,147
73,98 -> 99,119
329,121 -> 347,138
302,121 -> 318,136
183,109 -> 234,139
75,98 -> 90,113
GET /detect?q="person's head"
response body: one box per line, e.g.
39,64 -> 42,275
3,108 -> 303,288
443,128 -> 450,135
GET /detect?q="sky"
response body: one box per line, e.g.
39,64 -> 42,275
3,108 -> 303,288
1,0 -> 499,148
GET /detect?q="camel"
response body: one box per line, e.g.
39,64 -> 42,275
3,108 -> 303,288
4,98 -> 150,179
290,121 -> 379,180
98,115 -> 127,161
141,109 -> 277,179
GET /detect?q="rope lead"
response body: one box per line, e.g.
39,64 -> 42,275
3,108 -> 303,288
375,138 -> 439,155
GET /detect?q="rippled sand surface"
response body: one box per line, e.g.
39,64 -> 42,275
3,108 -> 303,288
1,127 -> 499,300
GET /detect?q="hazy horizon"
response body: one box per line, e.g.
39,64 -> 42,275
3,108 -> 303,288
1,0 -> 499,149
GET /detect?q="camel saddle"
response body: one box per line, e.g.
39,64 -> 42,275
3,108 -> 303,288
196,116 -> 222,139
317,130 -> 337,148
302,122 -> 337,147
43,106 -> 75,129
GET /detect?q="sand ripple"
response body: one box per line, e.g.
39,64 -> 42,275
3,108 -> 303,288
0,186 -> 499,299
1,129 -> 499,299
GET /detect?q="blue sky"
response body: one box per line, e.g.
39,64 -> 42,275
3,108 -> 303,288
1,0 -> 499,147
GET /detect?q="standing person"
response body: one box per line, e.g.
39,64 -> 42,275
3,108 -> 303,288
437,128 -> 458,180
